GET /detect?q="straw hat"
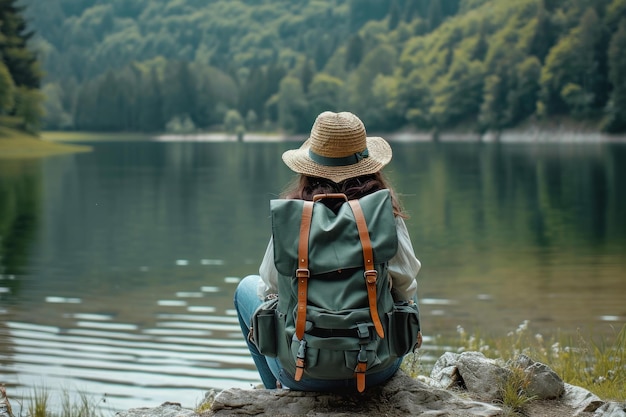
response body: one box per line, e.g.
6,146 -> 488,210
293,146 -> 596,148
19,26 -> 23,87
282,111 -> 392,183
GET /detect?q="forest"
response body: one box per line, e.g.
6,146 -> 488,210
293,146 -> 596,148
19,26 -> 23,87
6,0 -> 626,134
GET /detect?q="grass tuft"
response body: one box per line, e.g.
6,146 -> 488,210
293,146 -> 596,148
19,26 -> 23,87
400,351 -> 423,379
6,385 -> 107,417
27,386 -> 49,417
497,364 -> 537,414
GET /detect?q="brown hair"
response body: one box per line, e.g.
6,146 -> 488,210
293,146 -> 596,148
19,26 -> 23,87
281,172 -> 407,218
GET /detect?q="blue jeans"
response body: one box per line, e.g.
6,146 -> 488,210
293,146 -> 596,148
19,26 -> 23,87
233,275 -> 403,391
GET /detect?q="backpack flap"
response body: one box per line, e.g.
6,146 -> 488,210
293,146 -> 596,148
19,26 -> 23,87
271,189 -> 398,276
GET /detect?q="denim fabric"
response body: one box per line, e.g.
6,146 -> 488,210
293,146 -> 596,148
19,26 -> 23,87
234,274 -> 403,391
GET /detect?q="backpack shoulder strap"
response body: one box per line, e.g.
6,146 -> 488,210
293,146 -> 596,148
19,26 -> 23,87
294,200 -> 314,381
296,200 -> 314,341
348,199 -> 385,339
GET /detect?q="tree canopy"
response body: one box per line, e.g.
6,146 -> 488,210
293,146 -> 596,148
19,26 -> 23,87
17,0 -> 626,133
0,0 -> 43,132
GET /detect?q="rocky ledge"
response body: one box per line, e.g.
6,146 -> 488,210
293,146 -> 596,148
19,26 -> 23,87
114,352 -> 624,417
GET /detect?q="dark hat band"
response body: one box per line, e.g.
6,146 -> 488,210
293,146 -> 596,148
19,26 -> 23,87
308,148 -> 369,167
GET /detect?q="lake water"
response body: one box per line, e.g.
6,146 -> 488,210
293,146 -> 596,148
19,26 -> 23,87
1,138 -> 625,412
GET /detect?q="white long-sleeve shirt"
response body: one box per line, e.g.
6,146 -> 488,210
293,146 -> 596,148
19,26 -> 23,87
257,216 -> 420,301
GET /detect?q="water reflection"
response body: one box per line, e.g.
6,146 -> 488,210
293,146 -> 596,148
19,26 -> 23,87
0,159 -> 41,279
0,140 -> 624,412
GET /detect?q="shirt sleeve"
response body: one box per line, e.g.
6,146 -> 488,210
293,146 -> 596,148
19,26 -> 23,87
388,217 -> 421,300
258,236 -> 278,299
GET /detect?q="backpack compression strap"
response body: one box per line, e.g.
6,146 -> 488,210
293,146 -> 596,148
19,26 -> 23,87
348,199 -> 385,339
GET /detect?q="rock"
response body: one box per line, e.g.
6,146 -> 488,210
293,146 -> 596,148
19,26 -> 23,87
111,351 -> 621,417
593,401 -> 626,417
512,354 -> 565,400
562,383 -> 605,414
455,352 -> 511,401
209,371 -> 502,417
116,402 -> 198,417
430,351 -> 464,389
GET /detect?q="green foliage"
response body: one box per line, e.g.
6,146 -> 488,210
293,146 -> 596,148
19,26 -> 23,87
603,18 -> 626,132
13,385 -> 107,417
28,385 -> 49,417
166,114 -> 195,134
223,109 -> 244,134
13,87 -> 44,133
0,62 -> 15,113
277,76 -> 309,133
498,364 -> 538,414
0,0 -> 44,131
19,0 -> 626,133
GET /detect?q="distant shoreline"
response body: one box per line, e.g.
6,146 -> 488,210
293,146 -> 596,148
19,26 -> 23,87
153,128 -> 626,144
2,126 -> 623,160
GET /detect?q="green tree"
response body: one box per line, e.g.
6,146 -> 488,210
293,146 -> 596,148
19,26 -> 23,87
166,114 -> 195,133
403,0 -> 420,22
603,18 -> 626,132
529,0 -> 557,63
392,70 -> 433,129
345,44 -> 397,127
299,58 -> 316,94
389,0 -> 401,30
42,82 -> 73,129
0,0 -> 41,88
136,68 -> 164,132
245,109 -> 258,130
74,79 -> 98,130
508,56 -> 541,124
348,0 -> 389,31
344,34 -> 364,71
539,8 -> 605,116
430,52 -> 484,127
14,87 -> 44,132
277,76 -> 309,133
161,61 -> 197,127
224,109 -> 244,134
307,73 -> 343,117
427,0 -> 444,30
0,62 -> 15,113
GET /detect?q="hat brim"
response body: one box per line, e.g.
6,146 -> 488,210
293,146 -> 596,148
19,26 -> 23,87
282,136 -> 392,183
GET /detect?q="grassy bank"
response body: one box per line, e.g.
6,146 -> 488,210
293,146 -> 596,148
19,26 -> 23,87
0,127 -> 91,159
415,322 -> 625,401
41,131 -> 154,142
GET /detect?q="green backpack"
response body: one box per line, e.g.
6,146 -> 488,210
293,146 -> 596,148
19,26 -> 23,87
252,189 -> 420,392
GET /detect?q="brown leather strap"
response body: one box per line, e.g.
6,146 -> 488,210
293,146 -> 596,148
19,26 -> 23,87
295,201 -> 313,341
295,358 -> 305,381
348,200 -> 385,339
313,193 -> 348,202
354,362 -> 367,392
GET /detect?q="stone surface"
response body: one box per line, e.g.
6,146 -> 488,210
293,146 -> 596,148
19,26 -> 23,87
209,371 -> 502,417
117,402 -> 198,417
455,352 -> 511,401
513,354 -> 565,400
593,401 -> 626,417
563,382 -> 605,414
103,352 -> 625,417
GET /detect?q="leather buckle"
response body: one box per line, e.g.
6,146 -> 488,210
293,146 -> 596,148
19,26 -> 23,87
364,270 -> 377,284
296,268 -> 310,279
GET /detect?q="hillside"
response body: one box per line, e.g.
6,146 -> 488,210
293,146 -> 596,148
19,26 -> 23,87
20,0 -> 626,134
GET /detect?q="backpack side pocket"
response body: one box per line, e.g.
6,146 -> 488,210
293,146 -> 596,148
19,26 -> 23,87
388,302 -> 421,356
251,298 -> 279,357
